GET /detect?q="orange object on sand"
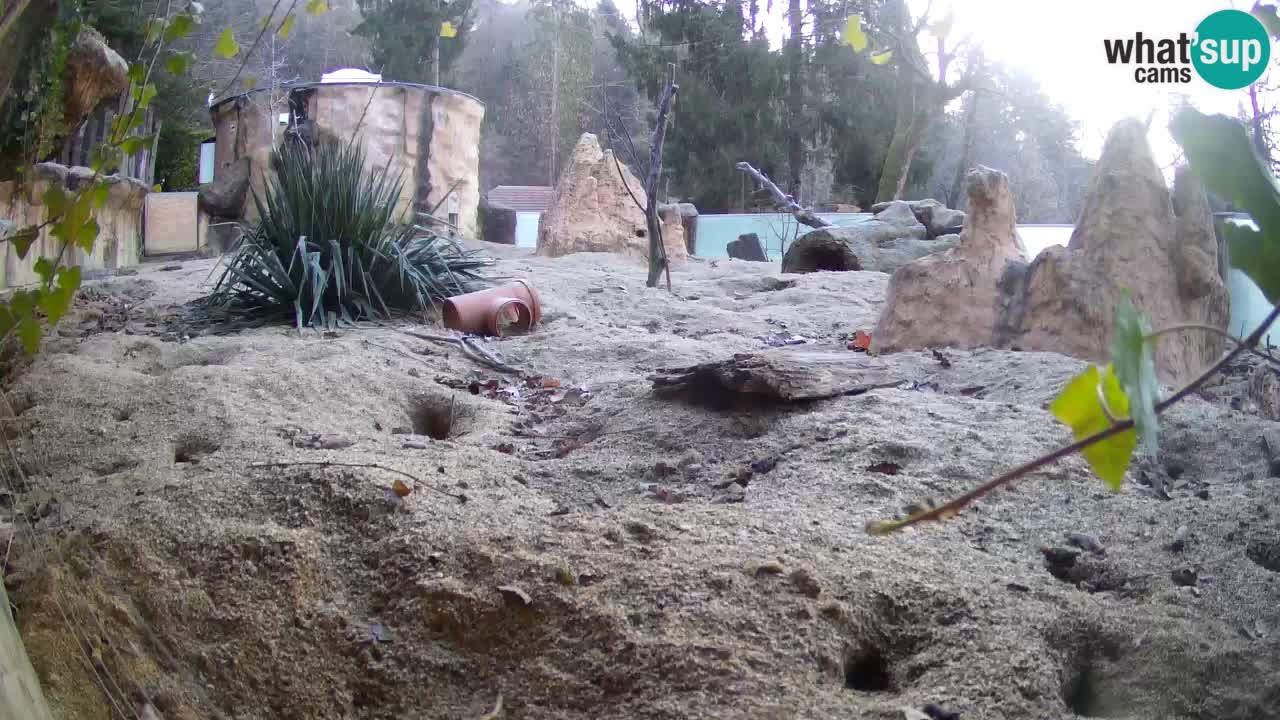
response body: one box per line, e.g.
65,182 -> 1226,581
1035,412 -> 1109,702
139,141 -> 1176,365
443,280 -> 542,337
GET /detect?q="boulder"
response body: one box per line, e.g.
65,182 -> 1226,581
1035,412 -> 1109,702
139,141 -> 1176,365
537,133 -> 687,265
198,157 -> 251,218
870,198 -> 966,239
1014,119 -> 1230,384
871,200 -> 928,238
659,204 -> 686,257
675,202 -> 699,253
62,28 -> 129,129
781,215 -> 953,274
478,199 -> 517,245
727,233 -> 768,262
909,198 -> 968,239
872,166 -> 1029,353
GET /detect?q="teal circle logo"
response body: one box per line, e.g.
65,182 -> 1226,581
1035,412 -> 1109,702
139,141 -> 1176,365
1193,9 -> 1271,89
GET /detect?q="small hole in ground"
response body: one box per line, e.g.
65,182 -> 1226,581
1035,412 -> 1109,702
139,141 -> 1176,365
409,395 -> 473,440
843,646 -> 893,692
173,434 -> 221,463
114,407 -> 133,422
1065,660 -> 1104,717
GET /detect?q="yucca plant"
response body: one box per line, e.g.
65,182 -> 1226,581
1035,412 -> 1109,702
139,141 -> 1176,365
204,138 -> 492,329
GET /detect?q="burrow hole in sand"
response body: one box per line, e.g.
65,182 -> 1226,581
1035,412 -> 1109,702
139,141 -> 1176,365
173,433 -> 222,463
408,394 -> 475,440
842,644 -> 893,693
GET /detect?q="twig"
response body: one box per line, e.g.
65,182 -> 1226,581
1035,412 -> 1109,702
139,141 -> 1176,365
216,0 -> 296,99
734,162 -> 831,229
872,302 -> 1280,534
1146,322 -> 1280,371
395,329 -> 525,375
249,461 -> 468,503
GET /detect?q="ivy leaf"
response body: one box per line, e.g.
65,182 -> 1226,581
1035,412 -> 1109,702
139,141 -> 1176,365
842,15 -> 867,52
1049,364 -> 1138,491
40,266 -> 81,326
137,83 -> 158,109
43,186 -> 69,217
1111,294 -> 1160,455
166,51 -> 193,76
243,76 -> 259,89
91,145 -> 123,174
214,28 -> 240,59
7,226 -> 39,260
120,135 -> 154,157
128,62 -> 147,85
277,14 -> 296,39
33,257 -> 55,286
91,182 -> 111,208
306,0 -> 330,16
165,13 -> 197,41
870,49 -> 894,65
439,20 -> 457,38
75,218 -> 100,252
1170,108 -> 1280,305
144,18 -> 164,46
17,314 -> 41,354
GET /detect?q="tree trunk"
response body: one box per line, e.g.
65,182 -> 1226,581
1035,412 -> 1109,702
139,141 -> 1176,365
948,89 -> 980,208
875,79 -> 934,203
549,1 -> 561,186
785,0 -> 804,199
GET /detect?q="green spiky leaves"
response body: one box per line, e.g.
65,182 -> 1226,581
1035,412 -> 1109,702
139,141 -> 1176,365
205,140 -> 493,330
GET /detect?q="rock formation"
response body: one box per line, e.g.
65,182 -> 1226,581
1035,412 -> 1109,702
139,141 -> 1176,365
198,157 -> 250,219
871,119 -> 1231,386
62,28 -> 129,129
727,233 -> 768,262
537,134 -> 687,265
1013,120 -> 1229,384
781,201 -> 953,274
872,166 -> 1028,353
870,198 -> 967,239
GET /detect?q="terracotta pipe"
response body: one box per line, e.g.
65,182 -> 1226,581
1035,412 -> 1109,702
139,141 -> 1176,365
442,280 -> 541,336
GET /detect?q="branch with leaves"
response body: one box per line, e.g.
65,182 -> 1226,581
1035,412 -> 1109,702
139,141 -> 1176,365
868,107 -> 1280,535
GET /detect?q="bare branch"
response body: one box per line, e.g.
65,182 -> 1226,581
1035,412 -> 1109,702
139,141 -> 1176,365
734,161 -> 831,229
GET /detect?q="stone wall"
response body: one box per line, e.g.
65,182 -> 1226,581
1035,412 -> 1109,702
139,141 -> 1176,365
209,82 -> 485,238
0,164 -> 146,289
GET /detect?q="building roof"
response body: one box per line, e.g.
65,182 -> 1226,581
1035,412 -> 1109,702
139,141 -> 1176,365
487,185 -> 555,213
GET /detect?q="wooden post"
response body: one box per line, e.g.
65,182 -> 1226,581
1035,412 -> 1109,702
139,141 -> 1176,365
644,63 -> 678,288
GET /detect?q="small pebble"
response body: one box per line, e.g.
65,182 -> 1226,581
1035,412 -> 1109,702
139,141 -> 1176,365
1196,488 -> 1210,500
1171,567 -> 1198,587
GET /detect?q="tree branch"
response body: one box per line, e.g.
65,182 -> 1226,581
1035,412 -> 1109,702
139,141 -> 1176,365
734,161 -> 831,228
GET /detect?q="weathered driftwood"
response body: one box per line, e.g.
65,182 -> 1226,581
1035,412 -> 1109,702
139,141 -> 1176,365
651,349 -> 930,401
734,161 -> 831,230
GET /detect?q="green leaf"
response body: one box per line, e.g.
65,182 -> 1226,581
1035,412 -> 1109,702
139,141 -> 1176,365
277,13 -> 296,39
120,135 -> 153,157
144,18 -> 164,45
1170,108 -> 1280,305
1253,3 -> 1280,38
165,13 -> 197,41
243,76 -> 259,89
1049,364 -> 1138,491
870,49 -> 893,65
33,257 -> 55,286
17,314 -> 41,354
75,218 -> 100,252
166,51 -> 193,76
842,15 -> 867,52
306,0 -> 330,16
128,62 -> 146,85
40,266 -> 81,326
91,182 -> 111,209
43,186 -> 68,217
214,28 -> 240,59
7,226 -> 39,260
137,83 -> 158,109
90,145 -> 123,174
1111,293 -> 1160,455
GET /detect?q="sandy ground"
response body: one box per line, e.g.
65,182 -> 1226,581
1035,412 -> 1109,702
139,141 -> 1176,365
4,242 -> 1280,720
